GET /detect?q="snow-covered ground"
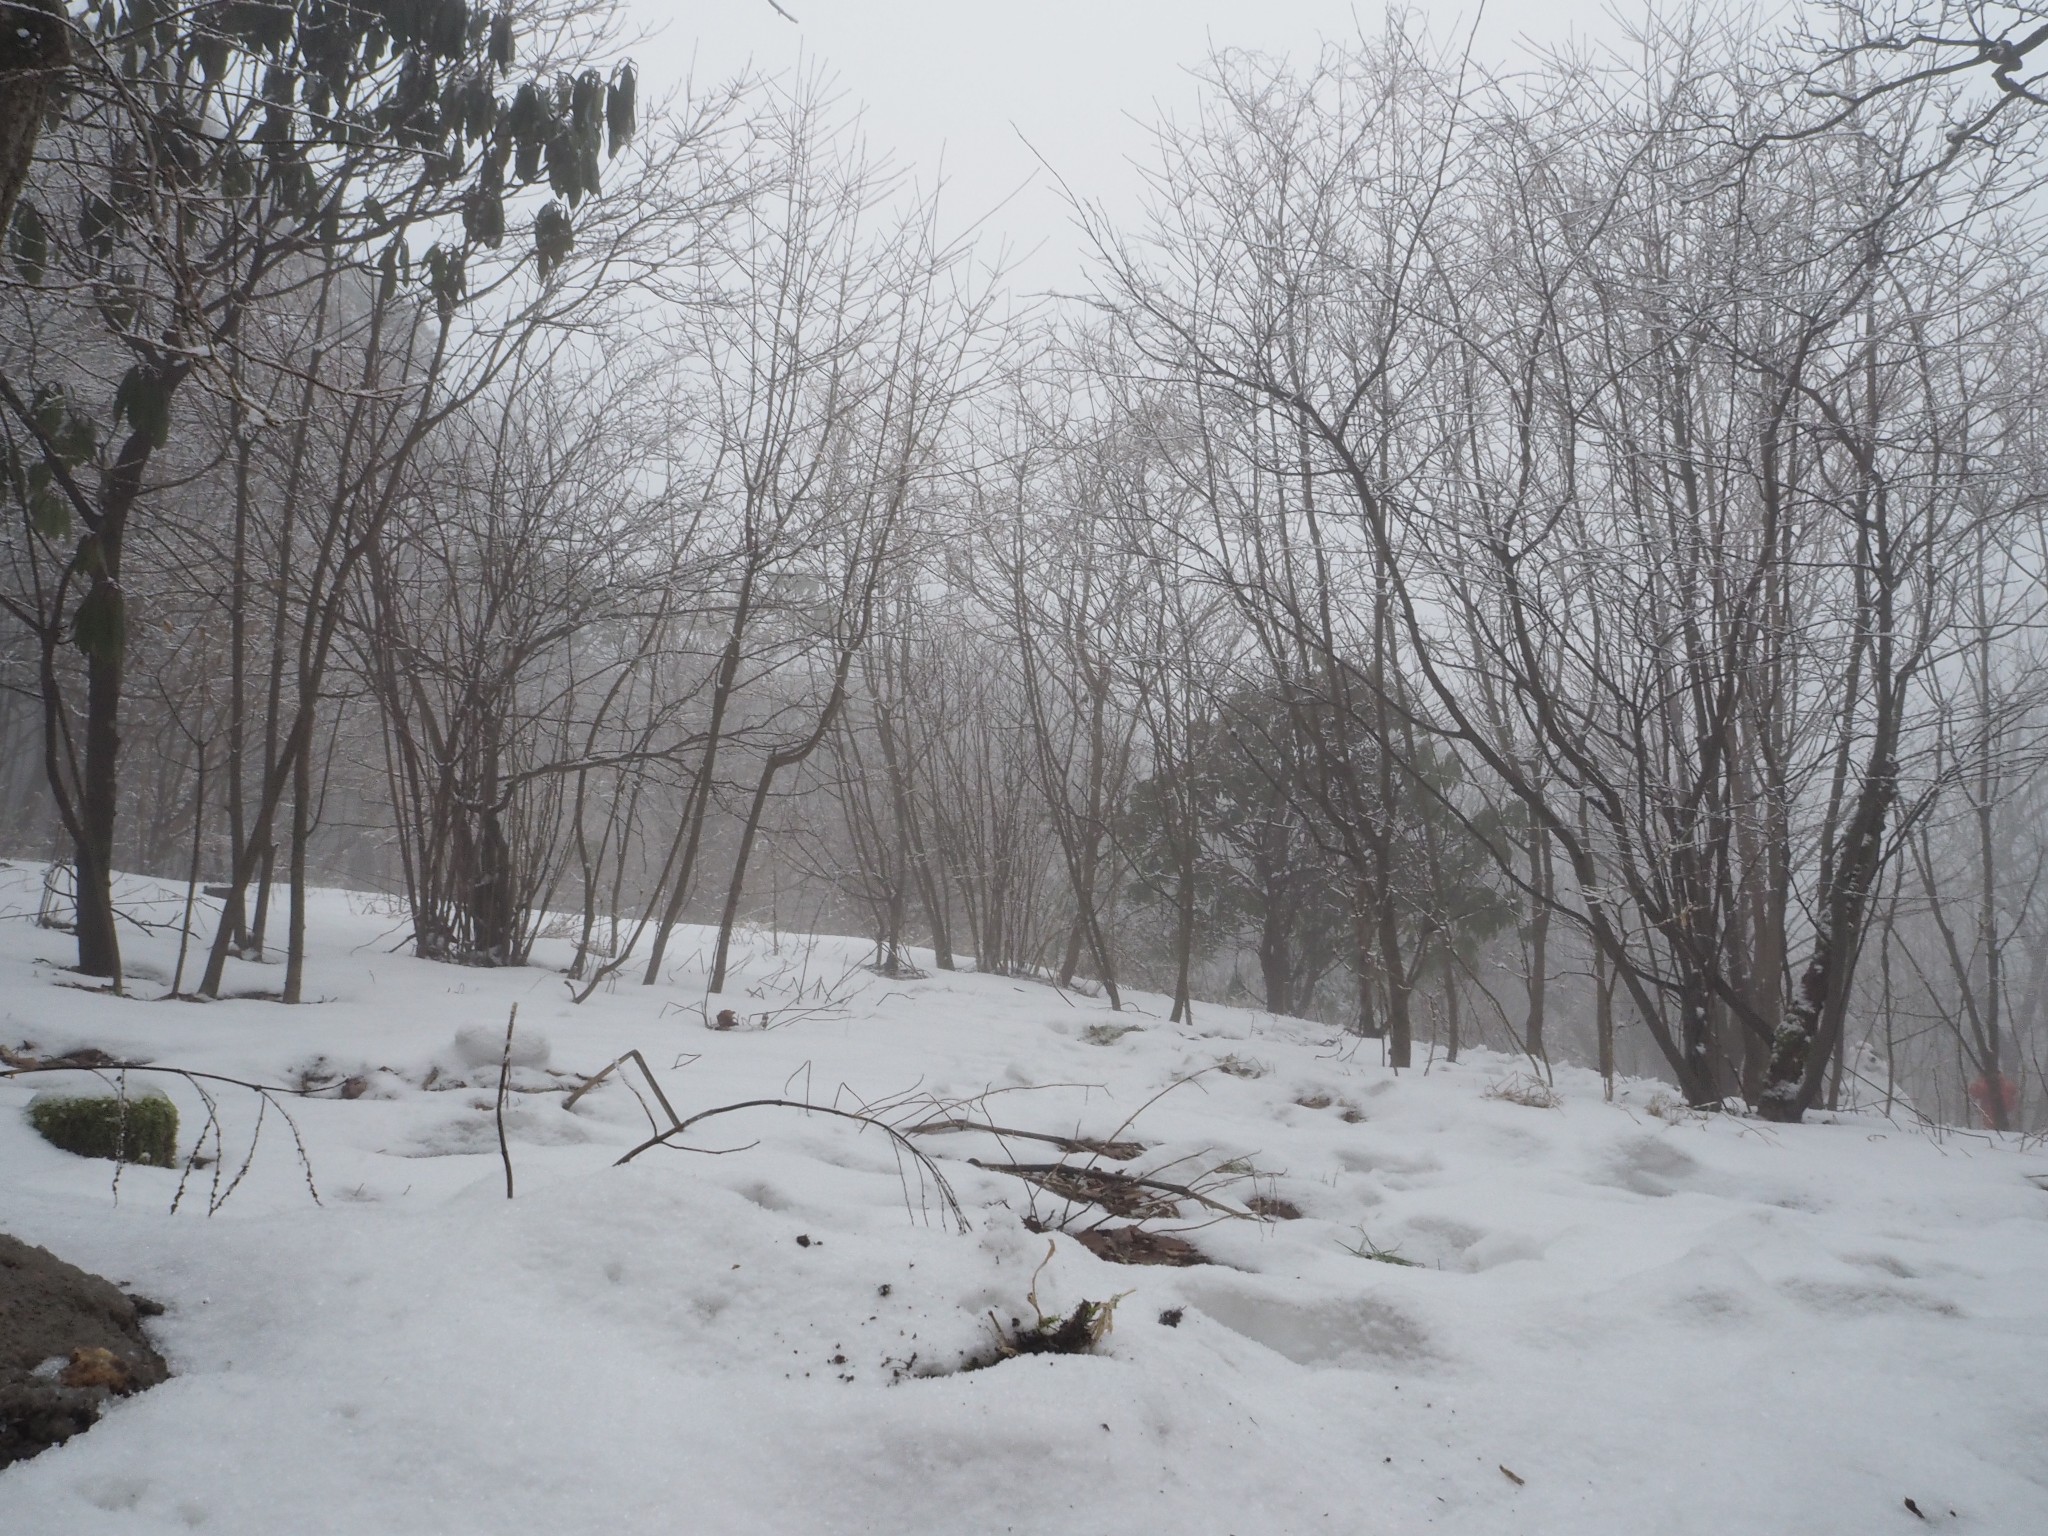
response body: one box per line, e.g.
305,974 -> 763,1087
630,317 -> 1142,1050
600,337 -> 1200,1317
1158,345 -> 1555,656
3,862 -> 2045,1535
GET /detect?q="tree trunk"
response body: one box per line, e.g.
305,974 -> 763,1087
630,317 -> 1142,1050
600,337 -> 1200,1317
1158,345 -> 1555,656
708,660 -> 859,993
283,714 -> 310,1003
170,742 -> 206,997
1258,905 -> 1293,1017
0,1 -> 68,239
708,766 -> 778,993
1170,808 -> 1197,1025
1594,931 -> 1616,1101
72,635 -> 123,980
1525,834 -> 1551,1058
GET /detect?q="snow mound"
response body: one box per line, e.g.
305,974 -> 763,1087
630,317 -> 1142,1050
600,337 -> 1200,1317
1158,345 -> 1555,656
451,1023 -> 551,1070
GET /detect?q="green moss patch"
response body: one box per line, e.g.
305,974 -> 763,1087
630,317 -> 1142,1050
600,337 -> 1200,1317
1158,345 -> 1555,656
28,1089 -> 178,1168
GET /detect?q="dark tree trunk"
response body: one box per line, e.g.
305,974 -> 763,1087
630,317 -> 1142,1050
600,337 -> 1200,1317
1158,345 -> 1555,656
283,722 -> 310,1003
1594,932 -> 1616,1100
0,1 -> 68,238
72,638 -> 124,980
1258,911 -> 1293,1017
708,661 -> 856,994
1170,812 -> 1197,1025
1524,835 -> 1551,1059
66,421 -> 162,981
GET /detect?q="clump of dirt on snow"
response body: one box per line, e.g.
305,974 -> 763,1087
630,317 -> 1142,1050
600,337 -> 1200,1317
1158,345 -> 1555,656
0,1233 -> 168,1470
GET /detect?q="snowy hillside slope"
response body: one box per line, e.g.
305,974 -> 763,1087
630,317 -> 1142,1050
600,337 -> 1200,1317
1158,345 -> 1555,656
2,863 -> 2046,1535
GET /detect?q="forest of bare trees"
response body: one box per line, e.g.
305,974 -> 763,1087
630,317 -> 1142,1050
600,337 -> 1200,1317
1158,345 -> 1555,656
8,1 -> 2048,1130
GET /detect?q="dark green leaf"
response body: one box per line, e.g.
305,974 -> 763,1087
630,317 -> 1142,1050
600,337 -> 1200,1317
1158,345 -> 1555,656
429,0 -> 467,58
28,487 -> 70,541
10,201 -> 48,285
220,1 -> 294,51
190,32 -> 231,82
78,194 -> 119,262
29,384 -> 66,439
53,407 -> 98,467
571,69 -> 603,141
70,531 -> 105,577
221,144 -> 253,199
422,243 -> 465,319
114,366 -> 171,449
533,199 -> 572,278
462,183 -> 504,247
607,64 -> 636,158
71,581 -> 127,664
509,80 -> 548,167
488,9 -> 513,71
98,276 -> 139,333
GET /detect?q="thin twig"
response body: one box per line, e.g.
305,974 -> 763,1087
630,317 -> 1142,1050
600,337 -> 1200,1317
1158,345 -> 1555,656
905,1117 -> 1145,1160
496,1004 -> 518,1199
615,1097 -> 968,1231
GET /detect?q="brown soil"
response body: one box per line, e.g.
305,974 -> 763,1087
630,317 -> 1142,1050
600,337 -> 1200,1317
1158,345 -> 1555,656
1245,1195 -> 1303,1220
0,1234 -> 168,1470
1070,1225 -> 1208,1266
980,1162 -> 1181,1219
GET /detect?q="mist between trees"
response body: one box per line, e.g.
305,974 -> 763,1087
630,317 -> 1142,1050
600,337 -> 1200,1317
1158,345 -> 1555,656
6,2 -> 2048,1129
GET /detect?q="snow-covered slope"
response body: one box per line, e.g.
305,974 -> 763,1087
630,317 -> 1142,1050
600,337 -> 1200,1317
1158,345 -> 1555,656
3,864 -> 2045,1535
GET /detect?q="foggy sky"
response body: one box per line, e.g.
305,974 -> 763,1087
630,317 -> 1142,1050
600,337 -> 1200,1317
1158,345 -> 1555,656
632,1 -> 1636,295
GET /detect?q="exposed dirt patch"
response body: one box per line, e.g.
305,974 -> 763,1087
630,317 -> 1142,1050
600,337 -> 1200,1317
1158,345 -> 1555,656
980,1161 -> 1182,1219
1,1042 -> 134,1071
956,1295 -> 1128,1372
1245,1195 -> 1303,1220
1082,1022 -> 1141,1046
1070,1225 -> 1209,1266
1,1234 -> 168,1470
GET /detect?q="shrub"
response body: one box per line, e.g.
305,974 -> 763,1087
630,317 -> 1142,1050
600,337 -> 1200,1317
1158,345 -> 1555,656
1340,1226 -> 1420,1266
28,1088 -> 178,1168
1483,1073 -> 1561,1110
1643,1091 -> 1707,1122
959,1242 -> 1133,1368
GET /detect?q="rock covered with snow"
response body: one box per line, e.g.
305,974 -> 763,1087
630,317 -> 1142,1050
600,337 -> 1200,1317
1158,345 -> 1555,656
450,1022 -> 551,1070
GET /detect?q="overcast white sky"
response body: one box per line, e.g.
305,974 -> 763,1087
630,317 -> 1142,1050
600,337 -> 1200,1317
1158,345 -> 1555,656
630,2 -> 1637,294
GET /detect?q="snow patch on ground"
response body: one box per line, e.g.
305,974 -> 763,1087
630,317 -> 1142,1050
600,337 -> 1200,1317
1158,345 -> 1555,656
1,863 -> 2045,1533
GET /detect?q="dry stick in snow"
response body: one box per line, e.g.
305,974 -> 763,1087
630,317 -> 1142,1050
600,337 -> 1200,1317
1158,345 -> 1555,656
3,1061 -> 322,1211
967,1160 -> 1251,1221
496,1004 -> 518,1199
562,1049 -> 684,1126
614,1097 -> 967,1231
905,1118 -> 1145,1161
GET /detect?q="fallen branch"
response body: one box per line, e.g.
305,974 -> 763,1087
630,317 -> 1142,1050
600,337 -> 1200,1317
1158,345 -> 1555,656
5,1061 -> 321,1212
905,1117 -> 1145,1162
615,1096 -> 968,1232
970,1159 -> 1250,1221
562,1048 -> 683,1128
